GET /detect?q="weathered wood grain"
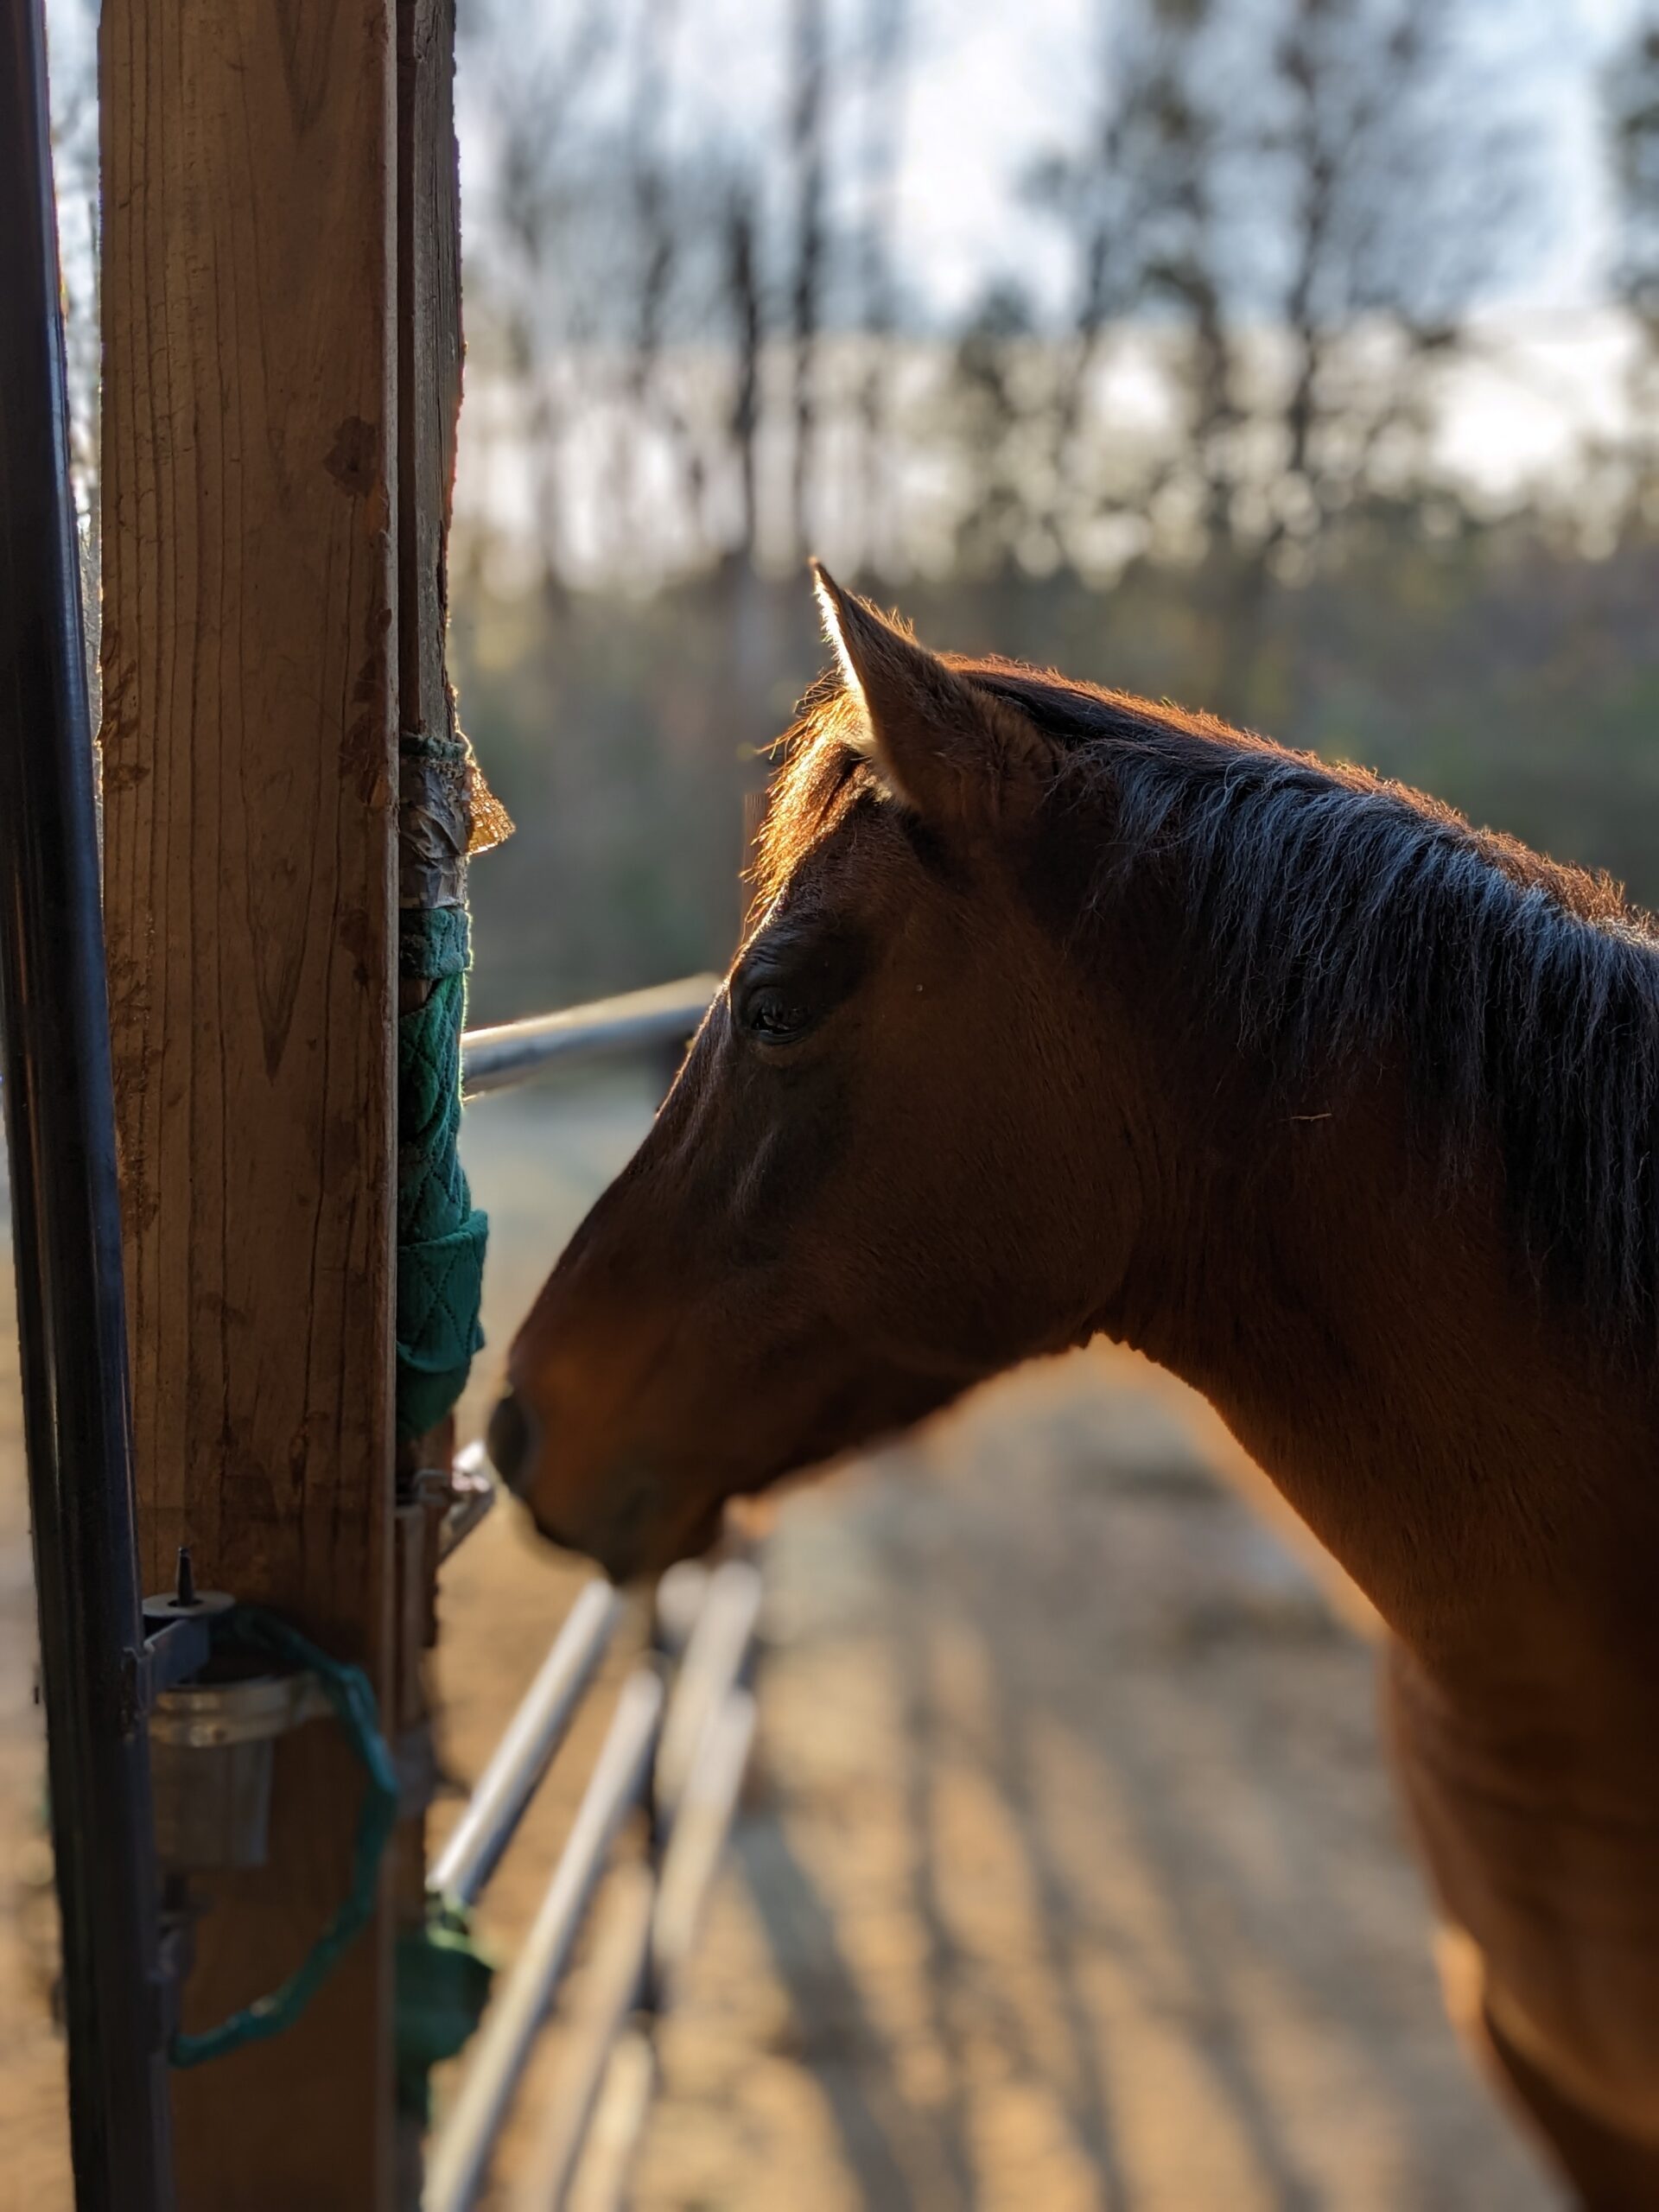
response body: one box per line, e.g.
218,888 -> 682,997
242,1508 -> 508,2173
99,1 -> 398,2202
398,0 -> 461,764
392,1 -> 465,2200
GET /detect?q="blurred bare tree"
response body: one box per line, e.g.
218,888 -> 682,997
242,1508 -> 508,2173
1020,0 -> 1534,704
33,0 -> 1659,1013
853,0 -> 908,575
1605,5 -> 1659,540
434,0 -> 1659,1009
722,180 -> 765,575
457,0 -> 1560,634
456,0 -> 617,604
787,0 -> 830,565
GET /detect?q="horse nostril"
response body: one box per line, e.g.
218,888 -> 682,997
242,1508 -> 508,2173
486,1391 -> 537,1493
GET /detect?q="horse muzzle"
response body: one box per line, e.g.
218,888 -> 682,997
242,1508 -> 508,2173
487,1392 -> 696,1582
486,1389 -> 539,1496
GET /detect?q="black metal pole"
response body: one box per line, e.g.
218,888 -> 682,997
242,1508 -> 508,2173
0,4 -> 175,2206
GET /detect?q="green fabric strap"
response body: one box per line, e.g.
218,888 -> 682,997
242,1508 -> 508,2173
169,1608 -> 399,2068
397,898 -> 487,1440
394,1900 -> 496,2118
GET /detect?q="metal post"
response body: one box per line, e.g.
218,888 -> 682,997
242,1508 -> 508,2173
0,5 -> 175,2207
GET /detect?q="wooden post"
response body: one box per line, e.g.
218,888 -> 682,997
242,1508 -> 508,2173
100,3 -> 399,2204
398,0 -> 461,759
391,0 -> 467,2197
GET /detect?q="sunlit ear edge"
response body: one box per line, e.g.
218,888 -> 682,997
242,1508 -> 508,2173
808,557 -> 1052,830
810,561 -> 871,733
809,556 -> 978,791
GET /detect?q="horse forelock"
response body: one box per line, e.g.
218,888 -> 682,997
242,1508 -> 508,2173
748,683 -> 883,916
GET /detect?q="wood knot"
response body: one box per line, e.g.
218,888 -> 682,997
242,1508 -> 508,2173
324,416 -> 378,498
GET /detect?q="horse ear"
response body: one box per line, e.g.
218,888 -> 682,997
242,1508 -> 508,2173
810,562 -> 1044,830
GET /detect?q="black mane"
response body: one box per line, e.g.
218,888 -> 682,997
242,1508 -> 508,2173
967,662 -> 1659,1348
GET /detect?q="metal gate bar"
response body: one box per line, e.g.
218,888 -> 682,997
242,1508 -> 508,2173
425,1669 -> 667,2212
653,1562 -> 763,1824
0,8 -> 174,2207
461,977 -> 718,1096
562,2030 -> 657,2212
419,1541 -> 764,2209
430,1580 -> 624,1910
508,1865 -> 658,2212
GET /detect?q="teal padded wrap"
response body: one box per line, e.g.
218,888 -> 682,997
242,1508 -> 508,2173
397,892 -> 487,1440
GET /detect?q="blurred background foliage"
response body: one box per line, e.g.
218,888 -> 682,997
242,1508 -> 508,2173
47,0 -> 1659,1020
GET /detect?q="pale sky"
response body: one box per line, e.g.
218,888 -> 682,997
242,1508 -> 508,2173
43,0 -> 1649,528
897,0 -> 1628,320
47,0 -> 1643,330
456,0 -> 1645,329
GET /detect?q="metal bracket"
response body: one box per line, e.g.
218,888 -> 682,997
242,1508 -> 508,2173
430,1444 -> 498,1562
139,1552 -> 235,1714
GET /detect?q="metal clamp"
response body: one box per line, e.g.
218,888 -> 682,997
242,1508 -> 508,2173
143,1552 -> 330,1875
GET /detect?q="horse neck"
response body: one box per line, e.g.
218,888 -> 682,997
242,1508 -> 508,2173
1088,909 -> 1659,1700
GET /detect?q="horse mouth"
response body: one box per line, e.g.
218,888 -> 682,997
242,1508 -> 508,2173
524,1480 -> 725,1587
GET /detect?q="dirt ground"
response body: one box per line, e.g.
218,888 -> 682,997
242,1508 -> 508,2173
0,1077 -> 1560,2209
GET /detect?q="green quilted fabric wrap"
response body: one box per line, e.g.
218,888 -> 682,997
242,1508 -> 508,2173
397,899 -> 487,1439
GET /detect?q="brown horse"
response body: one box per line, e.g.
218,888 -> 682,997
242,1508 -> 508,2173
489,568 -> 1659,2206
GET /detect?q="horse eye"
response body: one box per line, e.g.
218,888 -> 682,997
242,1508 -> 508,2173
742,988 -> 814,1042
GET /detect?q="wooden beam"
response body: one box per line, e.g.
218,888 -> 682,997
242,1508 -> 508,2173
391,0 -> 466,2196
398,0 -> 461,767
99,2 -> 399,2204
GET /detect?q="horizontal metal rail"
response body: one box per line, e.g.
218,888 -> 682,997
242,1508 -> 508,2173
424,1548 -> 763,2208
429,1580 -> 623,1910
651,1560 -> 710,1656
461,976 -> 719,1097
508,1866 -> 656,2212
559,2030 -> 656,2212
532,1689 -> 760,2212
652,1560 -> 763,1827
512,1694 -> 759,2212
425,1669 -> 666,2212
651,1689 -> 758,2000
511,1571 -> 763,2210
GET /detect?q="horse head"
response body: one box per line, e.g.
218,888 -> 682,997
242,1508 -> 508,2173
487,569 -> 1149,1579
